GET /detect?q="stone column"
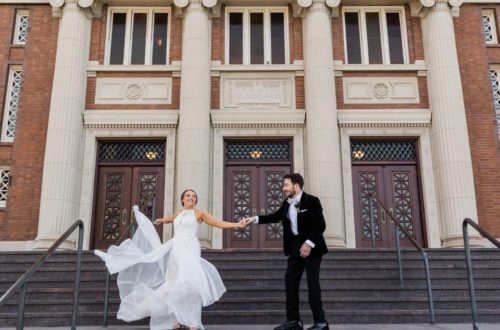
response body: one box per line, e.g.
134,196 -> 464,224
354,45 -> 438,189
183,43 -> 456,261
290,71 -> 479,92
297,0 -> 345,247
33,0 -> 97,250
174,0 -> 215,248
416,0 -> 480,247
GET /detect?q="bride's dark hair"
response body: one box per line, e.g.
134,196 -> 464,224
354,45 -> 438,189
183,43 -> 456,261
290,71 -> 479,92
181,189 -> 198,206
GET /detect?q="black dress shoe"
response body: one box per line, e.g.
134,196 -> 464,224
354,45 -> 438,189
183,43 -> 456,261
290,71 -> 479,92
306,322 -> 329,330
274,320 -> 304,330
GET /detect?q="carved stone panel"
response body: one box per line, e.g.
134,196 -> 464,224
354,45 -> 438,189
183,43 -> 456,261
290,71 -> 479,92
343,77 -> 419,104
221,73 -> 295,110
95,77 -> 172,104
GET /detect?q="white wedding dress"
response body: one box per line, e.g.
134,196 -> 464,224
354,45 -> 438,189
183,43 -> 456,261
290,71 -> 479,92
94,206 -> 226,330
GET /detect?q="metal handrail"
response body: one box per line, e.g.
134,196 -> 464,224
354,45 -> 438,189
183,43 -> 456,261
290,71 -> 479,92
0,220 -> 84,330
368,193 -> 435,324
103,195 -> 156,327
462,218 -> 500,330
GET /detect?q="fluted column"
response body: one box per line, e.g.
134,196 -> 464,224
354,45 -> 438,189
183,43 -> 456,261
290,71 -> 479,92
174,0 -> 215,247
34,0 -> 95,250
418,0 -> 479,247
298,0 -> 345,247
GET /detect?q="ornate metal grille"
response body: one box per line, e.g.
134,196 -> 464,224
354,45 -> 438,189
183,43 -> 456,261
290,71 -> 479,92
0,168 -> 10,207
266,172 -> 284,240
359,173 -> 380,240
490,69 -> 500,138
483,13 -> 497,44
226,141 -> 291,161
351,141 -> 417,161
138,174 -> 157,220
1,69 -> 23,142
392,172 -> 415,238
102,175 -> 123,240
99,142 -> 165,162
14,11 -> 29,45
232,173 -> 252,240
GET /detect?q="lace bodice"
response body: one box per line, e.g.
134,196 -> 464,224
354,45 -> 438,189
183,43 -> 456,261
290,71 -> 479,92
173,209 -> 200,237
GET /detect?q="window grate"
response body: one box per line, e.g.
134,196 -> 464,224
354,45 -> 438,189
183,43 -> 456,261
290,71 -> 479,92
351,141 -> 417,161
1,69 -> 23,142
0,169 -> 10,207
482,11 -> 498,44
226,141 -> 291,161
490,69 -> 500,138
99,142 -> 165,162
13,11 -> 29,45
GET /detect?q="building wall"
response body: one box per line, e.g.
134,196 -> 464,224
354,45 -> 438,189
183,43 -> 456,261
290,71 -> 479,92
0,1 -> 499,249
455,4 -> 500,237
0,5 -> 57,242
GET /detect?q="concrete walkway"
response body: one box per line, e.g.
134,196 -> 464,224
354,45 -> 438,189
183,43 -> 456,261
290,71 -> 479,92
0,325 -> 496,330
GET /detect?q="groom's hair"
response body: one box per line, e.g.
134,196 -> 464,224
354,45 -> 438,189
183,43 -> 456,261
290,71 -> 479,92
284,173 -> 304,189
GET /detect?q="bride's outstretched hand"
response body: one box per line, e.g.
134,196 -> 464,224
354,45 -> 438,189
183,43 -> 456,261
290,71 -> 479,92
154,218 -> 163,225
236,219 -> 248,228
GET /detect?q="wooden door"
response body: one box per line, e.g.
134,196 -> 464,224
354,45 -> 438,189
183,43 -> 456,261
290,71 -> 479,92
352,164 -> 424,248
224,165 -> 289,249
93,165 -> 164,250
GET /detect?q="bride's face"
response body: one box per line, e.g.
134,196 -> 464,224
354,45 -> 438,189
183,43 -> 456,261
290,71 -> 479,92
182,190 -> 197,208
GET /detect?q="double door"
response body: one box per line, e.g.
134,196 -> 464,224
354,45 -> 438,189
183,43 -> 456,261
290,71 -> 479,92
92,166 -> 164,249
352,164 -> 424,248
225,165 -> 290,249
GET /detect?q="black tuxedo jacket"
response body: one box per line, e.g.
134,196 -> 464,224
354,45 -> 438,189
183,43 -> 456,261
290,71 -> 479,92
258,192 -> 328,258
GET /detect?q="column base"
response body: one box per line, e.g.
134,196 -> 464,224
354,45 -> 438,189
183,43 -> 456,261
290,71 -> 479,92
0,240 -> 35,251
325,234 -> 347,248
32,235 -> 76,251
441,234 -> 485,248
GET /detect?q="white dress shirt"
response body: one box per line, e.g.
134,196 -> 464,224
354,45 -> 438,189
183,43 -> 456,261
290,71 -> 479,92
254,191 -> 315,248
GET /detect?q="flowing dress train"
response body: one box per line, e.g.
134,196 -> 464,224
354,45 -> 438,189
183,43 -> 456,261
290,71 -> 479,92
94,206 -> 226,329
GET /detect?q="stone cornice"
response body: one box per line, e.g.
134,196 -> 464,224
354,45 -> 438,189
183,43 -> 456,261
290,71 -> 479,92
211,110 -> 306,128
337,109 -> 432,128
83,110 -> 179,129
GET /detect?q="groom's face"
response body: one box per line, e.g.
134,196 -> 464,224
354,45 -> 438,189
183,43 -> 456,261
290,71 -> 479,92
282,178 -> 298,198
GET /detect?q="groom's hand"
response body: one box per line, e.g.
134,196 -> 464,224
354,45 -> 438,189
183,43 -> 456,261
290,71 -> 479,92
299,243 -> 311,258
244,217 -> 256,225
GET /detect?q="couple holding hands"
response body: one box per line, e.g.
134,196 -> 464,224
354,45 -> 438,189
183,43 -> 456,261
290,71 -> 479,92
95,173 -> 329,330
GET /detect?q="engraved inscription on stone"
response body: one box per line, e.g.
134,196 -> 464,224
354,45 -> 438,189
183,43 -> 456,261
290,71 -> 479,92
223,75 -> 294,110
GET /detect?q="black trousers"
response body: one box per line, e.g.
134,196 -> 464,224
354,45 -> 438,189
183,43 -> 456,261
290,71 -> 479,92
285,236 -> 325,323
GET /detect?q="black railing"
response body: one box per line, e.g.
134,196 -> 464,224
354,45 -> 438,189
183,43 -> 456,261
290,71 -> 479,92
0,220 -> 84,330
462,218 -> 500,330
368,193 -> 435,324
103,195 -> 156,327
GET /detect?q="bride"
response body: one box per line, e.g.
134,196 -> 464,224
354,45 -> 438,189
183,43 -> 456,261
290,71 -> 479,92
94,189 -> 251,330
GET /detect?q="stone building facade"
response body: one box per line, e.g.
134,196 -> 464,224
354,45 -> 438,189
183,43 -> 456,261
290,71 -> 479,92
0,0 -> 499,251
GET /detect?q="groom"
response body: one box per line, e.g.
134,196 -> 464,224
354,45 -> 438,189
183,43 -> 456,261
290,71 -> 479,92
249,173 -> 329,330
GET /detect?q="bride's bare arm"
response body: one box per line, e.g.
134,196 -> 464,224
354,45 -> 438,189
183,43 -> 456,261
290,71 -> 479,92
196,210 -> 248,229
154,210 -> 181,225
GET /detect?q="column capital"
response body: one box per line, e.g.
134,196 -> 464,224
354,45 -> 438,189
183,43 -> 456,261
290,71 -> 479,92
410,0 -> 463,18
174,0 -> 220,17
50,0 -> 102,18
293,0 -> 340,17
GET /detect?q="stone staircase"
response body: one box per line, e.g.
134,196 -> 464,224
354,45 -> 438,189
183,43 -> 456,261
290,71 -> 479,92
0,249 -> 499,327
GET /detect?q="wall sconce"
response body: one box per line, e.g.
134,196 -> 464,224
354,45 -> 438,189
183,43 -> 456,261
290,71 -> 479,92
145,151 -> 159,160
250,150 -> 262,159
352,149 -> 365,160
